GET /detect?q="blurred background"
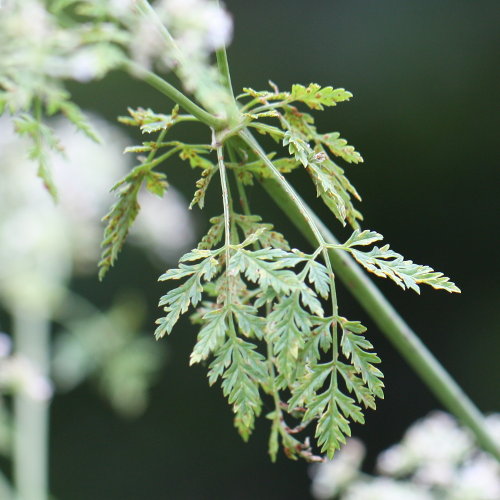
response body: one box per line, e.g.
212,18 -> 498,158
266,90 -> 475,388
1,0 -> 499,498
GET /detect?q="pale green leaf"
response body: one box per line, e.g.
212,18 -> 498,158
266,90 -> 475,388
290,83 -> 353,110
348,241 -> 461,293
190,308 -> 228,364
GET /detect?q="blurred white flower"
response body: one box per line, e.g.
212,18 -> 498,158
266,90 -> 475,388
0,114 -> 194,312
129,0 -> 232,71
129,16 -> 167,71
109,0 -> 135,17
310,438 -> 365,499
344,478 -> 434,500
485,414 -> 500,445
413,460 -> 456,488
376,411 -> 472,481
376,444 -> 411,476
160,0 -> 232,56
0,334 -> 12,358
0,355 -> 53,401
7,1 -> 51,42
313,411 -> 500,500
449,454 -> 500,500
132,188 -> 194,262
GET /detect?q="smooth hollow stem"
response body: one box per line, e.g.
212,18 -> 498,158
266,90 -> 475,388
13,308 -> 51,500
260,175 -> 500,462
216,142 -> 232,307
126,62 -> 227,130
0,470 -> 14,500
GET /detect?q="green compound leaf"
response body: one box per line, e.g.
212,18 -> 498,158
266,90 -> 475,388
119,106 -> 181,134
198,216 -> 225,250
340,318 -> 384,399
190,307 -> 228,364
145,170 -> 168,197
155,249 -> 221,338
344,229 -> 384,248
228,248 -> 301,295
268,292 -> 314,383
287,362 -> 333,410
232,213 -> 290,250
176,144 -> 217,209
280,118 -> 363,228
335,388 -> 365,424
13,112 -> 63,199
239,82 -> 364,228
232,303 -> 266,339
337,362 -> 378,410
229,154 -> 300,184
98,162 -> 168,280
315,398 -> 350,458
343,234 -> 461,293
241,83 -> 352,110
98,168 -> 146,280
283,130 -> 311,167
149,74 -> 461,460
290,83 -> 353,110
319,132 -> 363,164
305,259 -> 331,299
49,99 -> 101,143
190,166 -> 216,209
219,337 -> 268,441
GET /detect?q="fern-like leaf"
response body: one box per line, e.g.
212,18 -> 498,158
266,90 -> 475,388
98,164 -> 167,280
268,292 -> 314,383
190,307 -> 228,364
319,132 -> 363,164
340,319 -> 384,398
155,249 -> 221,338
290,83 -> 353,110
233,214 -> 290,250
343,234 -> 461,293
220,337 -> 267,441
13,113 -> 63,199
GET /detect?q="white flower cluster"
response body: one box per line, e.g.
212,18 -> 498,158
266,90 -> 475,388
0,0 -> 125,110
126,0 -> 234,117
310,411 -> 500,500
0,333 -> 52,401
310,439 -> 366,500
130,0 -> 232,70
0,115 -> 193,312
159,0 -> 233,57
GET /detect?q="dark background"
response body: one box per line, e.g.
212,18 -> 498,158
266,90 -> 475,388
51,1 -> 499,498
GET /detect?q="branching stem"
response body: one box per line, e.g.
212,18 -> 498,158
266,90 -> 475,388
125,62 -> 227,130
238,129 -> 339,349
260,175 -> 500,462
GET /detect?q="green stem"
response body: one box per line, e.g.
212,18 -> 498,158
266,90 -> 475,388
226,144 -> 251,216
13,308 -> 51,500
125,62 -> 227,130
215,47 -> 233,96
215,0 -> 234,96
216,143 -> 232,307
260,175 -> 500,462
238,129 -> 339,337
0,470 -> 14,500
213,11 -> 241,123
